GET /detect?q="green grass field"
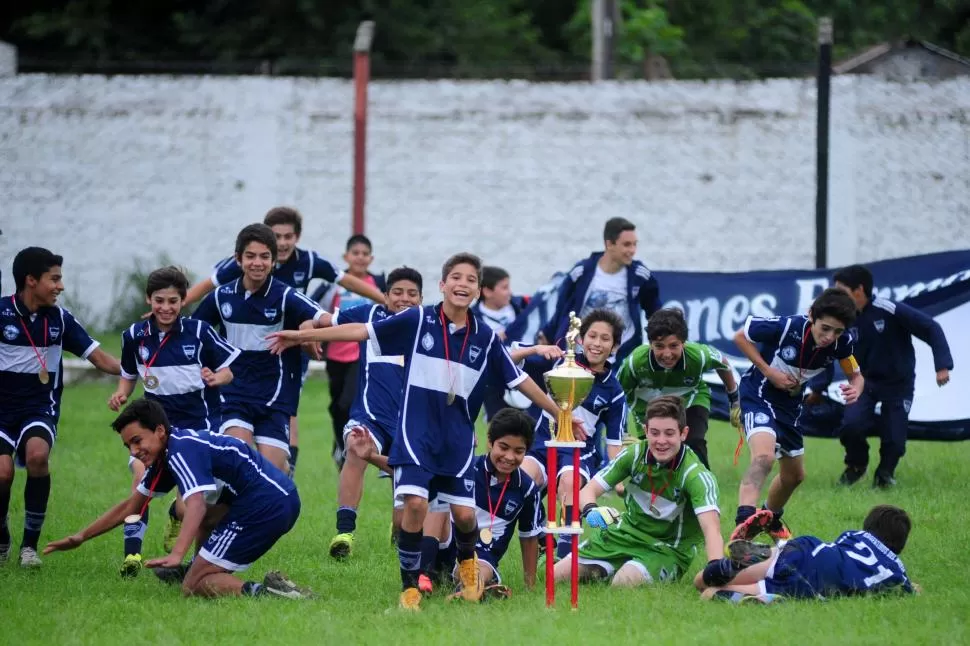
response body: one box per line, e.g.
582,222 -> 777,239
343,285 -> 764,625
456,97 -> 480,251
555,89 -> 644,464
1,378 -> 968,646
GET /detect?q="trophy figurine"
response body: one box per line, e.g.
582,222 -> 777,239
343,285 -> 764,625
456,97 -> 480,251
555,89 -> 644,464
542,311 -> 594,610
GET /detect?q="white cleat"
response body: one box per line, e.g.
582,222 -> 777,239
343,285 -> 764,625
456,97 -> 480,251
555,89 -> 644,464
20,547 -> 42,568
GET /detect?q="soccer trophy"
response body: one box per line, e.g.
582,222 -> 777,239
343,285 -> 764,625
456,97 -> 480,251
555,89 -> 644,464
543,311 -> 594,610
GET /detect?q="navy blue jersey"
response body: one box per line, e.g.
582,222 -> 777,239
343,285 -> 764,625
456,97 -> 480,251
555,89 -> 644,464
334,304 -> 403,431
739,314 -> 856,412
367,304 -> 526,476
0,295 -> 98,420
192,277 -> 324,415
471,455 -> 543,565
120,317 -> 240,431
773,530 -> 913,598
212,248 -> 342,294
525,352 -> 626,454
137,428 -> 296,516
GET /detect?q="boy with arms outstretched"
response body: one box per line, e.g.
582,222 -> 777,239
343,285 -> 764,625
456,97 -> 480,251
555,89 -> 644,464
553,396 -> 722,587
44,399 -> 310,599
268,252 -> 585,609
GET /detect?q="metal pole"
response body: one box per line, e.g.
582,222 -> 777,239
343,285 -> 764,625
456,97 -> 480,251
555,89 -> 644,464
352,21 -> 375,236
591,0 -> 604,81
815,17 -> 833,269
570,447 -> 581,609
603,0 -> 616,80
545,444 -> 558,607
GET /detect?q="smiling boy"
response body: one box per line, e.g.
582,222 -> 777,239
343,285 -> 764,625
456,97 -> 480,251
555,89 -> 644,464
44,399 -> 310,599
731,288 -> 863,543
0,247 -> 121,568
553,396 -> 722,587
267,252 -> 584,609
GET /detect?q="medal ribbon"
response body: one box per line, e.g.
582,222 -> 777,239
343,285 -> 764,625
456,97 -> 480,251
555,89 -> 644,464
138,460 -> 166,516
439,306 -> 471,401
486,472 -> 512,535
647,466 -> 672,509
141,322 -> 174,383
14,297 -> 49,374
796,320 -> 823,386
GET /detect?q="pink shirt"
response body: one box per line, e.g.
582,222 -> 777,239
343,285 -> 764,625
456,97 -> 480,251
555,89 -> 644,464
326,274 -> 378,363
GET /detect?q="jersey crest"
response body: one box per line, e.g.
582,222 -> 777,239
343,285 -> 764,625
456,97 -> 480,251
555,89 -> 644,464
421,331 -> 434,351
220,302 -> 233,318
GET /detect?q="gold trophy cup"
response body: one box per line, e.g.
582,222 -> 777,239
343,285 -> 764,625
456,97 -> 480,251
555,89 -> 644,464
543,311 -> 595,442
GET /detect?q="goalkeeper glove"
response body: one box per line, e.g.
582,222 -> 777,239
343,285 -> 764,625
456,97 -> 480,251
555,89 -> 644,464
727,386 -> 742,430
582,504 -> 621,528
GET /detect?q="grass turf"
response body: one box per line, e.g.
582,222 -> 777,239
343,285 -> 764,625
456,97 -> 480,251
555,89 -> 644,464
0,378 -> 967,645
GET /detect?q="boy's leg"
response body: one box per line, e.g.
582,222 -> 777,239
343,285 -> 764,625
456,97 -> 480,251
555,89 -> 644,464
684,406 -> 711,469
121,457 -> 149,577
19,423 -> 55,567
611,561 -> 653,587
250,410 -> 292,473
0,443 -> 14,561
325,360 -> 351,467
837,387 -> 877,484
762,426 -> 805,540
553,555 -> 607,583
393,465 -> 434,607
555,464 -> 589,560
734,414 -> 778,539
874,396 -> 910,486
448,495 -> 484,602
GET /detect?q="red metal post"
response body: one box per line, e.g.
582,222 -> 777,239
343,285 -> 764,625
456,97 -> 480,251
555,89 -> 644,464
570,446 -> 581,609
545,444 -> 558,607
352,22 -> 375,236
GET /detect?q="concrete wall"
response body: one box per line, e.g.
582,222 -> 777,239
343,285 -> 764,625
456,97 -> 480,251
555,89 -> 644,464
1,74 -> 968,324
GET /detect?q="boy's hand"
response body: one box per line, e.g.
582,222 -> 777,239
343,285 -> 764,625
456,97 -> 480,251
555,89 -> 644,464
346,427 -> 377,461
839,382 -> 860,405
266,331 -> 302,355
145,554 -> 185,569
765,367 -> 798,392
108,391 -> 128,411
532,345 -> 564,360
43,533 -> 85,554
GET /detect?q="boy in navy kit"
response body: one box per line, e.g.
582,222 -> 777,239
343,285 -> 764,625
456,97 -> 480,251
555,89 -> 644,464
519,308 -> 627,560
108,266 -> 240,577
731,288 -> 864,543
699,505 -> 915,602
192,223 -> 326,473
44,398 -> 311,599
267,252 -> 585,610
185,207 -> 385,474
831,265 -> 953,488
324,267 -> 424,559
0,247 -> 121,568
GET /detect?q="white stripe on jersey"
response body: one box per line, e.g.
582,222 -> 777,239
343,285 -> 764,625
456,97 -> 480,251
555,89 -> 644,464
872,298 -> 896,314
223,321 -> 283,352
138,363 -> 205,395
474,507 -> 511,542
168,453 -> 200,492
0,344 -> 63,373
200,322 -> 241,370
408,352 -> 486,400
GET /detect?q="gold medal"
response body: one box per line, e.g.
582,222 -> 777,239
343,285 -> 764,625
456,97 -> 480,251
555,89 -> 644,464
38,368 -> 50,384
479,527 -> 493,545
123,514 -> 142,525
144,374 -> 160,390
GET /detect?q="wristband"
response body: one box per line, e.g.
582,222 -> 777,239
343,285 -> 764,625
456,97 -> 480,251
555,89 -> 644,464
581,503 -> 598,518
726,386 -> 740,405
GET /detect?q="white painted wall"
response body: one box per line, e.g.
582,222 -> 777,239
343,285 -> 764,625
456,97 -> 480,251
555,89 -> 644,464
1,74 -> 968,324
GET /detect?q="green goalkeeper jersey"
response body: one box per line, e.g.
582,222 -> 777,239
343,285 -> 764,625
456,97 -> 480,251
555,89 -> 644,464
592,441 -> 719,554
617,341 -> 729,428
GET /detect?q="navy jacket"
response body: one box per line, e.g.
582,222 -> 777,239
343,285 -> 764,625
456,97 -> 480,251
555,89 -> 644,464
540,252 -> 660,362
816,296 -> 953,397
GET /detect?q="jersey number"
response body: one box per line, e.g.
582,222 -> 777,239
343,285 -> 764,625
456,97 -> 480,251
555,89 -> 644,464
812,541 -> 894,588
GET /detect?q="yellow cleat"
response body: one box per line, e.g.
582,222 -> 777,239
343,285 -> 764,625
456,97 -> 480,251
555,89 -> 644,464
329,533 -> 354,560
457,556 -> 484,602
163,515 -> 182,553
399,587 -> 422,611
120,553 -> 142,578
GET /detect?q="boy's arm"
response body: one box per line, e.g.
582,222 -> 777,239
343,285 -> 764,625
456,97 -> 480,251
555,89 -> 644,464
338,273 -> 386,305
520,537 -> 539,589
733,326 -> 796,392
890,300 -> 954,383
185,277 -> 217,307
146,492 -> 206,567
578,477 -> 608,510
697,510 -> 724,562
87,347 -> 121,376
43,491 -> 145,554
108,377 -> 136,411
637,270 -> 661,317
508,344 -> 564,364
514,376 -> 587,439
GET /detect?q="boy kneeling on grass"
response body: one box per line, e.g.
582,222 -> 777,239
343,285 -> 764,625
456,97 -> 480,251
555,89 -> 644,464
554,395 -> 723,587
44,398 -> 311,599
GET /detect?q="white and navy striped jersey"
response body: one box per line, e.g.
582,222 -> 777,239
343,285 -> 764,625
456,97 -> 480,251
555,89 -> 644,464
0,294 -> 99,421
472,455 -> 543,566
333,304 -> 403,431
120,317 -> 240,431
192,277 -> 325,415
367,304 -> 526,476
739,314 -> 855,411
137,428 -> 295,512
212,248 -> 342,294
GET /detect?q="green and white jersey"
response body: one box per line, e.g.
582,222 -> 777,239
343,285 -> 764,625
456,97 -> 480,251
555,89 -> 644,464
617,341 -> 729,427
593,441 -> 719,554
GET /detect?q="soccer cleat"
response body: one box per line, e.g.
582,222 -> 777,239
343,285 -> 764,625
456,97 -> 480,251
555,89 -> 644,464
0,543 -> 9,564
726,540 -> 773,569
418,573 -> 434,595
483,584 -> 512,601
329,533 -> 354,560
837,466 -> 866,486
19,547 -> 42,568
163,515 -> 182,553
263,570 -> 314,600
120,553 -> 143,578
767,518 -> 793,543
730,508 -> 774,542
152,563 -> 190,585
456,556 -> 484,602
873,471 -> 897,489
399,587 -> 422,610
741,593 -> 785,605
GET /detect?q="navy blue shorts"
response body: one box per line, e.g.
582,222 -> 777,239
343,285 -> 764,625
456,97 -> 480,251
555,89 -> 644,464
198,491 -> 301,572
761,536 -> 831,599
524,445 -> 596,486
343,417 -> 394,457
219,401 -> 290,454
741,394 -> 804,458
393,464 -> 475,508
0,412 -> 57,467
